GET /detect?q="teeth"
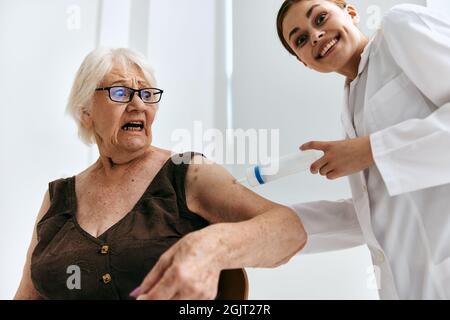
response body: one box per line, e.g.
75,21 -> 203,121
122,121 -> 144,131
123,127 -> 143,131
320,38 -> 338,58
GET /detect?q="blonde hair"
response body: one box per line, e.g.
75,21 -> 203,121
66,47 -> 157,145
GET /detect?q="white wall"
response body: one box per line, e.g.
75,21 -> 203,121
147,0 -> 217,151
0,0 -> 100,299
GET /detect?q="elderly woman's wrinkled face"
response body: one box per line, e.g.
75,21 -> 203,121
282,0 -> 361,73
85,63 -> 157,155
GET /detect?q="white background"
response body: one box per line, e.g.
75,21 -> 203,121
0,0 -> 436,299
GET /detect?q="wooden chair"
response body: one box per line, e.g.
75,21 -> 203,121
216,268 -> 249,300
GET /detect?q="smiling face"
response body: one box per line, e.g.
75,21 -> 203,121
281,0 -> 364,74
81,62 -> 158,160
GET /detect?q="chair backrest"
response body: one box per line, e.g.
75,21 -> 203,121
216,268 -> 249,300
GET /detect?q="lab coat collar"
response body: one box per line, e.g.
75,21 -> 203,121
357,38 -> 372,77
342,37 -> 375,138
345,37 -> 373,87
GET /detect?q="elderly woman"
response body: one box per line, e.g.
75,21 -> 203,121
14,48 -> 306,300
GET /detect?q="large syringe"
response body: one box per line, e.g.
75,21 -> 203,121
237,150 -> 324,187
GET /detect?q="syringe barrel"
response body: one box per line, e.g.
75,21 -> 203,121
244,150 -> 324,187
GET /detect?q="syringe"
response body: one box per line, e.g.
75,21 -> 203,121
237,150 -> 324,187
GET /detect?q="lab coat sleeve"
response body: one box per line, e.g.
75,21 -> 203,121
289,199 -> 365,254
370,5 -> 450,196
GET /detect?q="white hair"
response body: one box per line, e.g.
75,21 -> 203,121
66,47 -> 158,145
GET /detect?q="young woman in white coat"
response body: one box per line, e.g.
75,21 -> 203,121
277,0 -> 450,299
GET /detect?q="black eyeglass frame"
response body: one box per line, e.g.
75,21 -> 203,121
95,86 -> 164,104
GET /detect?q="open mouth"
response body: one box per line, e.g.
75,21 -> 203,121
317,35 -> 340,60
121,121 -> 144,132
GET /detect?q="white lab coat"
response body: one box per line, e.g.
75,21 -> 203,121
291,4 -> 450,300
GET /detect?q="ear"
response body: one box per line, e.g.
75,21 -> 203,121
80,108 -> 93,129
346,4 -> 360,24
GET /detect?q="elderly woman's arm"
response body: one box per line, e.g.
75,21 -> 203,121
13,191 -> 49,300
136,156 -> 307,299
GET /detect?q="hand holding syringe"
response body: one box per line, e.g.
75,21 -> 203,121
237,150 -> 324,187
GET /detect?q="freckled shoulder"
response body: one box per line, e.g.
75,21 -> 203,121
185,155 -> 224,186
184,155 -> 205,188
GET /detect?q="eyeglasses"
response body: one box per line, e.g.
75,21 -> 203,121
95,86 -> 164,104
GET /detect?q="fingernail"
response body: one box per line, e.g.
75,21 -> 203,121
136,295 -> 145,300
129,286 -> 141,298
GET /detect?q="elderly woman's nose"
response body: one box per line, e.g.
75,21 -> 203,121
127,92 -> 147,110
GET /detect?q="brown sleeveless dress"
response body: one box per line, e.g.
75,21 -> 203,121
30,152 -> 211,300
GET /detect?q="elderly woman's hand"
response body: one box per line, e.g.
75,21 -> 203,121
132,227 -> 223,300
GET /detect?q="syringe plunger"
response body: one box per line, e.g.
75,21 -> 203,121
239,150 -> 324,187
